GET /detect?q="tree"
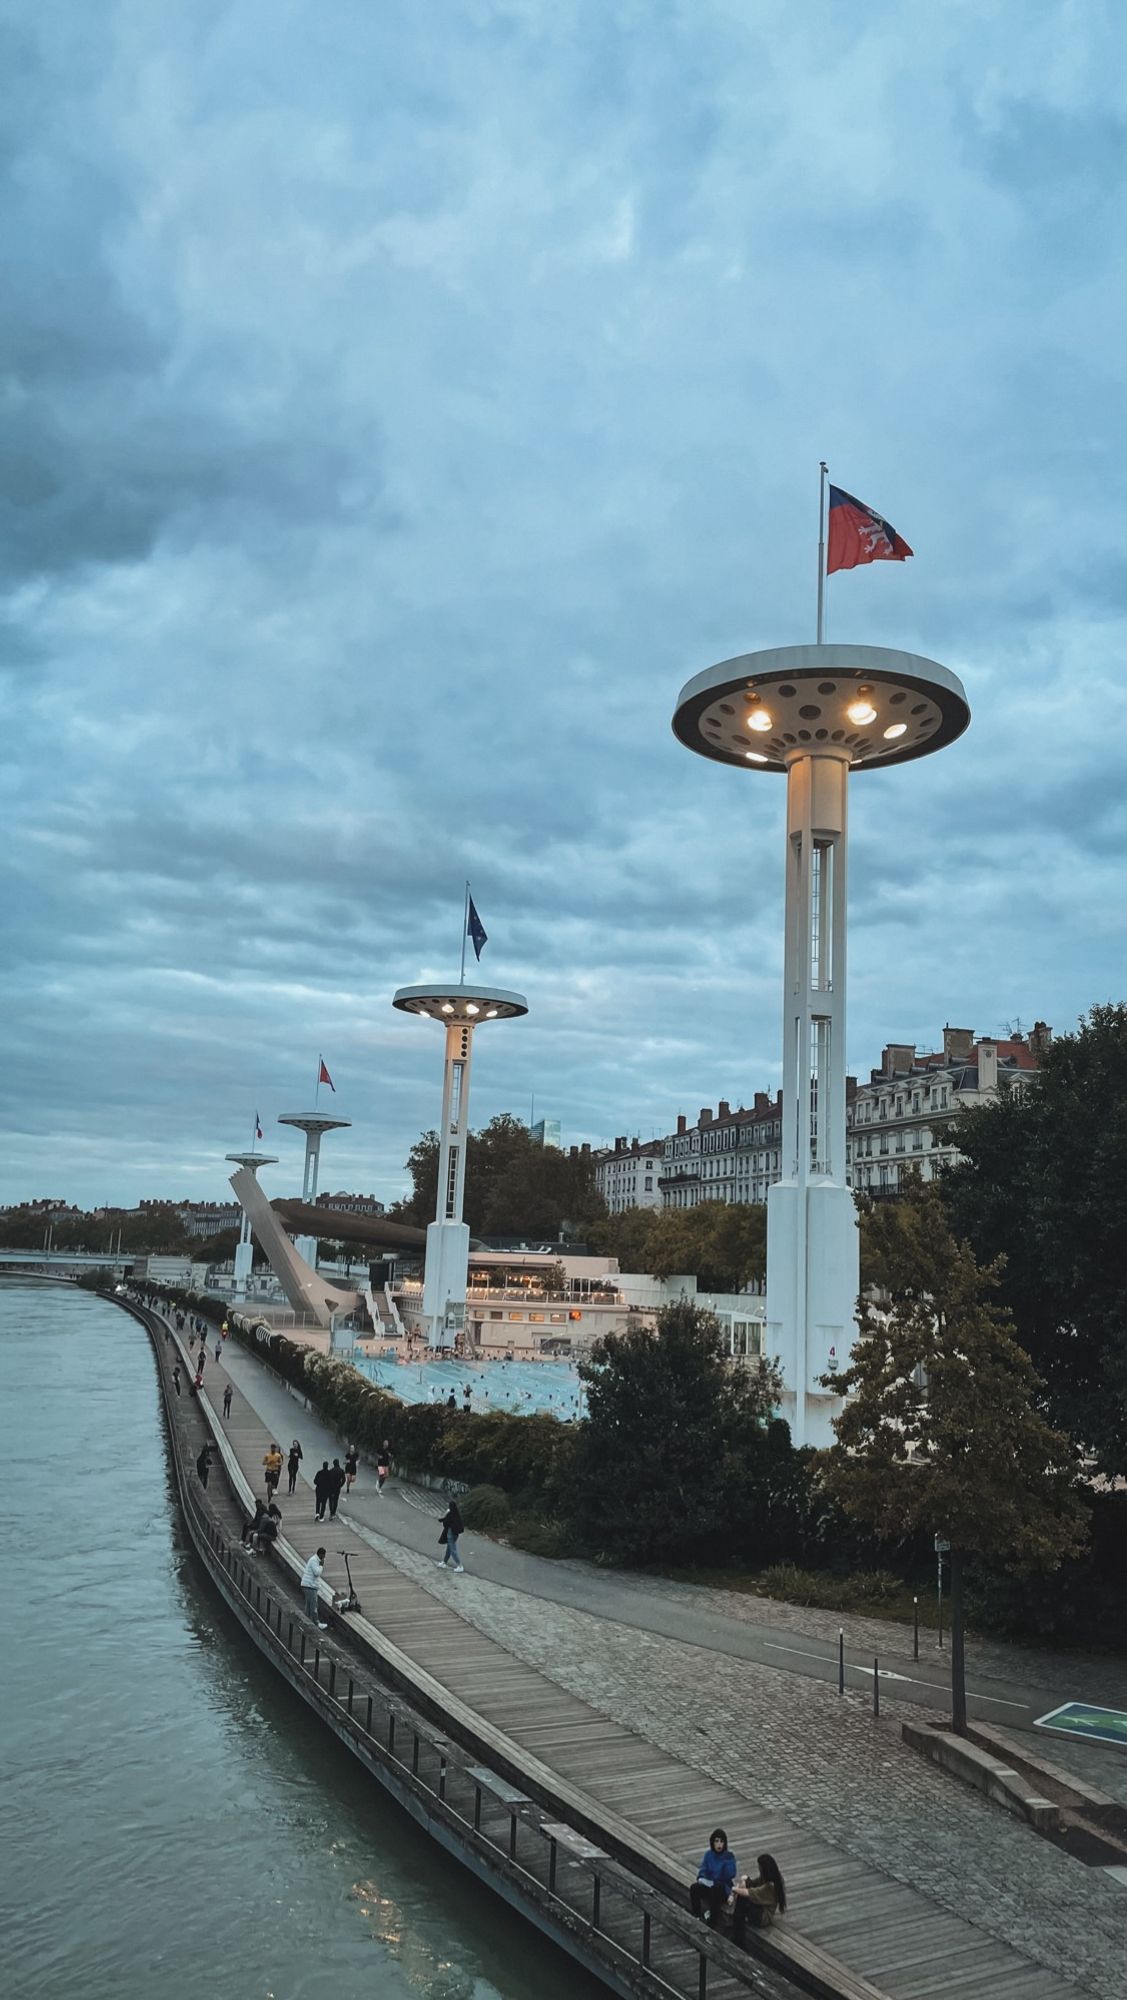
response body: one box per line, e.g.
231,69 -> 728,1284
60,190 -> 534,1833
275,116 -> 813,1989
589,1202 -> 766,1293
389,1115 -> 606,1239
565,1300 -> 784,1566
941,1004 -> 1127,1475
823,1180 -> 1086,1731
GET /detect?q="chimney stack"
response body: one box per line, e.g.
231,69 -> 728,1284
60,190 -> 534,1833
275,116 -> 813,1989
676,1114 -> 687,1137
976,1040 -> 999,1094
943,1026 -> 975,1062
718,1099 -> 731,1119
699,1107 -> 712,1126
882,1043 -> 915,1077
1030,1020 -> 1053,1060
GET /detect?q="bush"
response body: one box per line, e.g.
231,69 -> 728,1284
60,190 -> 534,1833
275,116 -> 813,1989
461,1485 -> 514,1531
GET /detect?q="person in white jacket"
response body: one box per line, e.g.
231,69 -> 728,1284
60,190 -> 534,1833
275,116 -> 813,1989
301,1547 -> 328,1629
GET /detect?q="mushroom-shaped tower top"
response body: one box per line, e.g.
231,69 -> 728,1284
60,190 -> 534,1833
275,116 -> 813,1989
392,983 -> 528,1022
277,1113 -> 352,1136
225,1151 -> 279,1169
673,642 -> 969,774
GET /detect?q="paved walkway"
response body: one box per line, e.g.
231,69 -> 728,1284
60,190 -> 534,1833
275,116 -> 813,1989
156,1317 -> 1126,2000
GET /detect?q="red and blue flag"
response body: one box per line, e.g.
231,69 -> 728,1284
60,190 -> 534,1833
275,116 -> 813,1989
827,486 -> 913,574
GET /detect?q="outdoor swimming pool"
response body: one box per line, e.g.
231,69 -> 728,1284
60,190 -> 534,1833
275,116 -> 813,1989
353,1352 -> 586,1418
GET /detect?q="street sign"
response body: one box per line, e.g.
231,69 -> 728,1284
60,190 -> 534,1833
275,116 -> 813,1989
934,1534 -> 951,1553
1034,1702 -> 1127,1750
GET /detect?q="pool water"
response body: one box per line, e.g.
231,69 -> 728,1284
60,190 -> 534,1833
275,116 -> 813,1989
354,1353 -> 586,1418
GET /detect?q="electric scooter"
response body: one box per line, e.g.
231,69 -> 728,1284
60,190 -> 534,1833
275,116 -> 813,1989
332,1551 -> 362,1614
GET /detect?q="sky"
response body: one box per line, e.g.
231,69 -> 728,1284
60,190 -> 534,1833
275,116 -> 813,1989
3,0 -> 1126,1210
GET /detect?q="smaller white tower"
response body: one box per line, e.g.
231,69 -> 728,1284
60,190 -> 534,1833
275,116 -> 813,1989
277,1111 -> 351,1267
393,983 -> 528,1347
224,1150 -> 278,1296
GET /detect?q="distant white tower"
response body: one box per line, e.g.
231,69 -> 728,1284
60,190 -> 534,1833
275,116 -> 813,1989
673,642 -> 969,1444
225,1150 -> 278,1296
392,982 -> 528,1347
277,1111 -> 352,1266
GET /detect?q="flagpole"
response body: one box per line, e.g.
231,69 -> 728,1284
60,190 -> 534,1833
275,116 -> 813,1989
459,880 -> 470,986
315,1055 -> 321,1108
251,1112 -> 257,1157
816,461 -> 828,644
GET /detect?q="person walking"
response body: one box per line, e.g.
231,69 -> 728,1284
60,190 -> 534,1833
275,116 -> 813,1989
326,1458 -> 346,1518
438,1498 -> 465,1573
376,1445 -> 390,1495
344,1446 -> 358,1495
301,1547 -> 328,1628
213,1342 -> 221,1363
287,1440 -> 303,1495
731,1856 -> 787,1942
195,1443 -> 213,1488
222,1383 -> 233,1418
262,1444 -> 283,1498
172,1363 -> 182,1397
196,1345 -> 206,1375
313,1461 -> 332,1521
689,1831 -> 737,1926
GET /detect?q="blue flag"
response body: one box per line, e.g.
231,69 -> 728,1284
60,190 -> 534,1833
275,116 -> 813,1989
467,895 -> 488,961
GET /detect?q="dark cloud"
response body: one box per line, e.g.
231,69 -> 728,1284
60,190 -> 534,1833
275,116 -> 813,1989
1,3 -> 1126,1205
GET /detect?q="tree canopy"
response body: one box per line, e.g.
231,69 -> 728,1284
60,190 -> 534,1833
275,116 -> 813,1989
940,1003 -> 1127,1474
588,1201 -> 766,1292
389,1113 -> 606,1239
564,1300 -> 785,1566
824,1179 -> 1086,1727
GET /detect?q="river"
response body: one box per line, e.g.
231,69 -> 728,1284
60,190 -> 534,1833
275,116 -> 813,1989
0,1284 -> 593,2000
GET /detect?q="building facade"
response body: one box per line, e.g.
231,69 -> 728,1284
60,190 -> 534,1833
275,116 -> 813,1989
658,1095 -> 785,1209
846,1023 -> 1048,1195
594,1137 -> 664,1214
314,1191 -> 386,1217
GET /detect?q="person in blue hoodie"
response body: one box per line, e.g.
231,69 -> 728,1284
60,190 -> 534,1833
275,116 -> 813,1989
689,1828 -> 737,1924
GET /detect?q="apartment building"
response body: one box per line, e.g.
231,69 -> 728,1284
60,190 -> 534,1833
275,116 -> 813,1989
659,1094 -> 785,1209
846,1022 -> 1049,1195
594,1138 -> 663,1214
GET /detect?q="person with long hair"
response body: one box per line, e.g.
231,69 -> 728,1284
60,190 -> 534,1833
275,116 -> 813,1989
731,1854 -> 787,1941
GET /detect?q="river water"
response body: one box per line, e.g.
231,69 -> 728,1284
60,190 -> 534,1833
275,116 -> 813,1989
0,1285 -> 591,2000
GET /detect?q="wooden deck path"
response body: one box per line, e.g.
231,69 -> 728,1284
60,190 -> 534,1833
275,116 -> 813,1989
173,1321 -> 1092,2000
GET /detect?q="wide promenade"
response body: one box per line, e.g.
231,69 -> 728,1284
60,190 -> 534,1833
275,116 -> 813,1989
173,1316 -> 1123,2000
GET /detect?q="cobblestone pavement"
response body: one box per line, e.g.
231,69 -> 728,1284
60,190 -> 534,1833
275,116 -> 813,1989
346,1514 -> 1127,2000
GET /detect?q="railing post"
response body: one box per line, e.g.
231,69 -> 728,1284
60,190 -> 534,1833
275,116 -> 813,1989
412,1731 -> 420,1776
509,1809 -> 518,1860
474,1784 -> 482,1833
313,1648 -> 320,1683
347,1678 -> 354,1714
641,1912 -> 652,1966
838,1627 -> 845,1694
438,1756 -> 447,1801
328,1660 -> 336,1699
366,1695 -> 373,1734
873,1657 -> 880,1717
698,1952 -> 707,2000
913,1596 -> 919,1661
388,1713 -> 396,1758
300,1632 -> 306,1665
548,1836 -> 557,1891
592,1876 -> 601,1931
288,1621 -> 294,1653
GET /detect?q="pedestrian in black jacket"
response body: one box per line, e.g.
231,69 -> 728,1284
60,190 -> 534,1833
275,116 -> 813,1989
327,1459 -> 346,1518
313,1461 -> 332,1521
438,1499 -> 465,1573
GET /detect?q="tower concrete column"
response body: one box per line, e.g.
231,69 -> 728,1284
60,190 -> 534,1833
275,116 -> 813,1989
277,1112 -> 352,1267
673,641 -> 970,1446
393,983 -> 528,1348
225,1150 -> 278,1296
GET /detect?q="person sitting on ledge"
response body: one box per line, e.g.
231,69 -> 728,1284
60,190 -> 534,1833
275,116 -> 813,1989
689,1829 -> 736,1925
731,1854 -> 787,1942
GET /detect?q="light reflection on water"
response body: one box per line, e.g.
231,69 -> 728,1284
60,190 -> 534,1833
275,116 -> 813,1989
0,1285 -> 596,2000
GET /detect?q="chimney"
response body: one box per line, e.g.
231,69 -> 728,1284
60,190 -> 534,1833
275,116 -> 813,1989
943,1026 -> 975,1062
753,1091 -> 771,1115
882,1042 -> 915,1077
976,1040 -> 998,1095
718,1099 -> 731,1119
699,1107 -> 712,1126
1030,1020 -> 1053,1060
676,1114 -> 687,1136
615,1136 -> 627,1153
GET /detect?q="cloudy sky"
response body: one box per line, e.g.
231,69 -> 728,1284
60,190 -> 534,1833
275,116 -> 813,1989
2,1 -> 1126,1210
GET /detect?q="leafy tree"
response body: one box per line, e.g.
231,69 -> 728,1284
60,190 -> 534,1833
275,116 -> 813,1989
941,1003 -> 1127,1475
589,1201 -> 766,1292
389,1115 -> 606,1239
823,1180 -> 1086,1731
564,1300 -> 784,1566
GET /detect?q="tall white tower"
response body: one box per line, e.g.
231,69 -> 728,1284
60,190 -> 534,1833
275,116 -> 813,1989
392,982 -> 528,1347
277,1111 -> 352,1267
673,642 -> 970,1445
225,1149 -> 278,1296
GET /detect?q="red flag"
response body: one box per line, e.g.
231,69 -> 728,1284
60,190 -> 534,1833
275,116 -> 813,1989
318,1059 -> 335,1091
827,486 -> 913,574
